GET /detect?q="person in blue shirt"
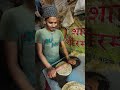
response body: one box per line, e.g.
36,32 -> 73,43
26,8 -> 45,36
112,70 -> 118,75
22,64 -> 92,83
35,0 -> 43,17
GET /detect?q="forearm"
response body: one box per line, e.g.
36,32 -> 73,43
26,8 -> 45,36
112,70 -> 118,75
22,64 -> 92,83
38,52 -> 57,78
5,41 -> 34,90
61,41 -> 69,59
62,46 -> 69,59
38,52 -> 52,69
8,64 -> 34,90
36,43 -> 52,69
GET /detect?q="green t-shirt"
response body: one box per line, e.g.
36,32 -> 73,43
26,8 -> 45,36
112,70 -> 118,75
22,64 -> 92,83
35,28 -> 64,64
0,5 -> 36,86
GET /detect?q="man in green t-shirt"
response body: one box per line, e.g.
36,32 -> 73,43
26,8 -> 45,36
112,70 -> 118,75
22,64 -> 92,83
35,5 -> 75,90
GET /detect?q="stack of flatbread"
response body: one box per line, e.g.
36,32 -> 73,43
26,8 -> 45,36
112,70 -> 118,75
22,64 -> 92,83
62,81 -> 85,90
55,61 -> 72,76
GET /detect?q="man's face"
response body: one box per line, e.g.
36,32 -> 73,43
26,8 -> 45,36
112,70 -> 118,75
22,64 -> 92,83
46,17 -> 58,31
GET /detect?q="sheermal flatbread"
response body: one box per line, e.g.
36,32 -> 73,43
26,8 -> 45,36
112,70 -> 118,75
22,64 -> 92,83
55,61 -> 72,76
62,81 -> 85,90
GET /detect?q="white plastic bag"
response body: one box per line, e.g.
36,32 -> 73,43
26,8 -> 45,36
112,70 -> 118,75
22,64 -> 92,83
74,0 -> 85,15
54,0 -> 68,13
62,8 -> 74,27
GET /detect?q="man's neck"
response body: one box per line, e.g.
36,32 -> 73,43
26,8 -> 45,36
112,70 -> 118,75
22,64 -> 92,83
46,27 -> 55,32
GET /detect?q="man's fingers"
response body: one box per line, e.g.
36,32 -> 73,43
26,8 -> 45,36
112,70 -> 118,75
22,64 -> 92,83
68,59 -> 76,65
53,72 -> 56,77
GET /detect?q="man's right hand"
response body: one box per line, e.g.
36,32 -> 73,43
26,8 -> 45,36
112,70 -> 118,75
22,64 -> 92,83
47,67 -> 56,78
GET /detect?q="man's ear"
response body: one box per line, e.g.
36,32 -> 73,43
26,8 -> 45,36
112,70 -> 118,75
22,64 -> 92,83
43,21 -> 46,25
